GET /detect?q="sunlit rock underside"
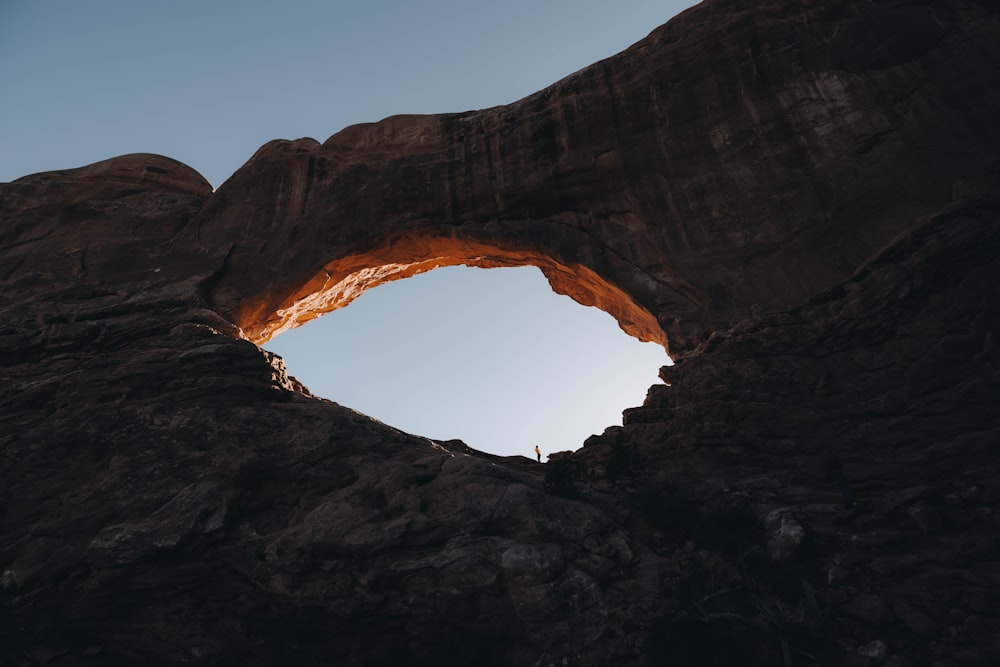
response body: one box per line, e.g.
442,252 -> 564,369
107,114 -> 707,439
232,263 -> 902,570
2,0 -> 999,664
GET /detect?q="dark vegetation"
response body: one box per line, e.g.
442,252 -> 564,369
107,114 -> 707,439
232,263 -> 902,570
645,553 -> 831,667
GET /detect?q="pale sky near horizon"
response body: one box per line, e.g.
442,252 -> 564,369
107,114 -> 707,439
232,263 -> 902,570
1,0 -> 694,457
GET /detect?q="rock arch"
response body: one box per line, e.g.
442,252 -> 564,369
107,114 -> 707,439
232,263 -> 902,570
183,0 -> 998,358
184,129 -> 702,354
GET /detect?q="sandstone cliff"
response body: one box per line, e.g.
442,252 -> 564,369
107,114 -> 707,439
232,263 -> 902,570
2,0 -> 999,665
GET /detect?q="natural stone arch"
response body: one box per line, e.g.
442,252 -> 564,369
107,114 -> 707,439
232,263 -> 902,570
185,126 -> 711,358
185,128 -> 706,356
181,1 -> 996,358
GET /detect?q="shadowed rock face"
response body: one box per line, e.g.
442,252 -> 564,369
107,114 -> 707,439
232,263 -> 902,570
2,0 -> 1000,665
186,0 -> 1000,355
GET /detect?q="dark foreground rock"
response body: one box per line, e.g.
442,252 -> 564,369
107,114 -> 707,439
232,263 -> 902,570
2,0 -> 999,665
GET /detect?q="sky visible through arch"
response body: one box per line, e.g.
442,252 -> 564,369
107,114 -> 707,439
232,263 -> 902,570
267,266 -> 670,456
1,0 -> 695,456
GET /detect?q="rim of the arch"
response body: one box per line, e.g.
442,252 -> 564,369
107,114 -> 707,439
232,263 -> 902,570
243,235 -> 668,354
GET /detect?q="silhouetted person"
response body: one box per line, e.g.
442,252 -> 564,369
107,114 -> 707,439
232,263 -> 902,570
535,445 -> 542,463
826,455 -> 857,509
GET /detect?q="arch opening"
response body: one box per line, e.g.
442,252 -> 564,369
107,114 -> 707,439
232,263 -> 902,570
261,258 -> 671,458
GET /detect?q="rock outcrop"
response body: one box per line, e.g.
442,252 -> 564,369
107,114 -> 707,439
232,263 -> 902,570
2,0 -> 999,665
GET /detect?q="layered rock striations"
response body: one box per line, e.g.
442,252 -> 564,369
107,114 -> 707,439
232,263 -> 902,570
2,0 -> 999,665
188,0 -> 1000,354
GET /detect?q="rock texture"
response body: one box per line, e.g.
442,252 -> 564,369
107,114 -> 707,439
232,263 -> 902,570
187,0 -> 1000,355
2,0 -> 999,665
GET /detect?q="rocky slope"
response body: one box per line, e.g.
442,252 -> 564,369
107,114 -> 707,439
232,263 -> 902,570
2,0 -> 999,665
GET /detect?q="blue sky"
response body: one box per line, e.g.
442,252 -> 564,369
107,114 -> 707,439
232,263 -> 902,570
1,0 -> 692,457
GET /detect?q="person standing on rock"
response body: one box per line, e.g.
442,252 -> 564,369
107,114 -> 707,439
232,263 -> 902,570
535,445 -> 542,463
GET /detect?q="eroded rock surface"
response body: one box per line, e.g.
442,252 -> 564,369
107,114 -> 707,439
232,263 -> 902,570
2,0 -> 999,665
186,0 -> 1000,356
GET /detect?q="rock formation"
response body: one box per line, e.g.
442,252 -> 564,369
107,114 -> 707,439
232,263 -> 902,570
2,0 -> 999,665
